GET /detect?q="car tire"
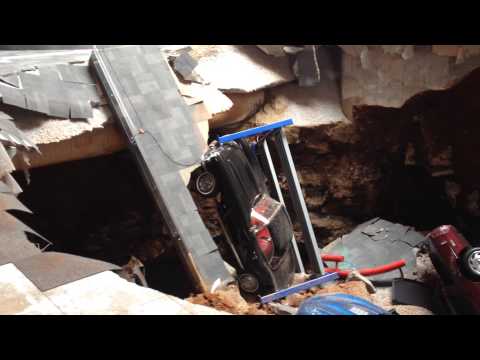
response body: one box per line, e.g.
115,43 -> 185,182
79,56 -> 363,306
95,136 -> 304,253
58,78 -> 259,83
238,273 -> 260,294
460,247 -> 480,280
194,171 -> 218,197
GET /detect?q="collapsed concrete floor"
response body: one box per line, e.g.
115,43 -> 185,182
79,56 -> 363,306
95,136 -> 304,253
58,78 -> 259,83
4,45 -> 480,314
12,63 -> 480,312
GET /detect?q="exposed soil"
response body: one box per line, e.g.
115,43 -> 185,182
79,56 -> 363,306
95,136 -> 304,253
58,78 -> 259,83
279,67 -> 480,253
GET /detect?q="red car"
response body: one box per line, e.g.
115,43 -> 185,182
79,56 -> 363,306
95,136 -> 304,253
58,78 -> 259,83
428,225 -> 480,314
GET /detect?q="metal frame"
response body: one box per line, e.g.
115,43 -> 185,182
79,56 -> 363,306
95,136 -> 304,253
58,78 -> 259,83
218,119 -> 294,144
260,272 -> 339,304
260,140 -> 305,274
220,119 -> 325,276
272,129 -> 324,275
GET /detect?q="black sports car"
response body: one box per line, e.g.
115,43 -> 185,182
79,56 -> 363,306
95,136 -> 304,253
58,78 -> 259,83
191,139 -> 296,295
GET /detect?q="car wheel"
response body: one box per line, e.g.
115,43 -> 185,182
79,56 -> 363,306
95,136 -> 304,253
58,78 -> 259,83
460,247 -> 480,280
238,273 -> 259,294
195,171 -> 217,197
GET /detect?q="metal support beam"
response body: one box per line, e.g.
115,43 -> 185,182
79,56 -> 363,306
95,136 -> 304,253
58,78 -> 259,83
261,140 -> 305,274
260,272 -> 339,304
272,129 -> 325,275
218,119 -> 293,144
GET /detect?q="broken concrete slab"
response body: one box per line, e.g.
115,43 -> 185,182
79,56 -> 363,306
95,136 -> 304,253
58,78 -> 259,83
178,82 -> 233,115
0,264 -> 226,315
43,270 -> 226,315
209,91 -> 265,129
323,218 -> 427,281
128,294 -> 229,315
190,45 -> 295,93
0,263 -> 63,315
172,51 -> 202,83
12,122 -> 126,170
250,77 -> 348,134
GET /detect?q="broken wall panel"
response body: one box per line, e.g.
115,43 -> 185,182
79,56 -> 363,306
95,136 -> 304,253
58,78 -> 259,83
92,45 -> 232,292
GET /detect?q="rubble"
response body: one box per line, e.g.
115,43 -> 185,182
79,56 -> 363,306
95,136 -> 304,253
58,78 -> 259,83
187,285 -> 271,315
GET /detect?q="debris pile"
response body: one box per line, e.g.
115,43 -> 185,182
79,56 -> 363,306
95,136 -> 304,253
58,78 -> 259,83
187,285 -> 271,315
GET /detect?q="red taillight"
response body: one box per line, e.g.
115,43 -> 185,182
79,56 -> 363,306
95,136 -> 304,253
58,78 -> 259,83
256,226 -> 273,258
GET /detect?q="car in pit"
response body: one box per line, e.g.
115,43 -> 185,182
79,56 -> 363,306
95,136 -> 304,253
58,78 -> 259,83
191,139 -> 296,295
428,225 -> 480,314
